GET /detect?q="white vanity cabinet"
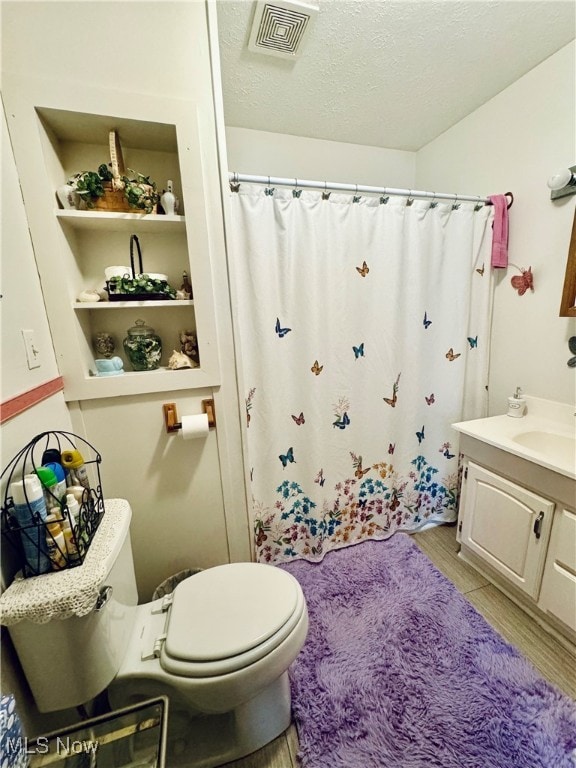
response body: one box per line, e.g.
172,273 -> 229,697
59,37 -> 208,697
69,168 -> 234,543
539,507 -> 576,632
459,462 -> 554,600
455,428 -> 576,647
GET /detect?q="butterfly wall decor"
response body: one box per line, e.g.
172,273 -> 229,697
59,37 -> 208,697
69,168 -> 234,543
388,443 -> 395,455
275,318 -> 291,338
467,336 -> 478,349
315,469 -> 325,486
311,360 -> 324,375
279,447 -> 295,467
446,348 -> 461,361
425,393 -> 435,405
416,426 -> 425,444
510,266 -> 534,296
356,260 -> 369,277
353,343 -> 365,359
476,264 -> 485,276
423,312 -> 432,329
291,412 -> 305,425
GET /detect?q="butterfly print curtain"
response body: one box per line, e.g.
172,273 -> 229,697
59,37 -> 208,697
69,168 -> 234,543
229,186 -> 493,564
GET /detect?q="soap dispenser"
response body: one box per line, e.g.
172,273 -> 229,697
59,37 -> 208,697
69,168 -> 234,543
507,387 -> 526,418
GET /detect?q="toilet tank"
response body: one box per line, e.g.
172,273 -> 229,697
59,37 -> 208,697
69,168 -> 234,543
3,500 -> 138,712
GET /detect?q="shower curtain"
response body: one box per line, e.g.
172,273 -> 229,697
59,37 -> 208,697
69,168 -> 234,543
229,186 -> 493,564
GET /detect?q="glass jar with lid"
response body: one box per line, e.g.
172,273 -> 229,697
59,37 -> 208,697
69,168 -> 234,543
123,319 -> 162,371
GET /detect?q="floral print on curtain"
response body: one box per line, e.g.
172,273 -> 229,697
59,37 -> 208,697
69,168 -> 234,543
230,187 -> 493,564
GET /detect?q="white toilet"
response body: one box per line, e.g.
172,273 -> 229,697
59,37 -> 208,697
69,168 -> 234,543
4,500 -> 308,767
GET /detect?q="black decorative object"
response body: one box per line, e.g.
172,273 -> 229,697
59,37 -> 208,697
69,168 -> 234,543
568,336 -> 576,368
1,432 -> 105,578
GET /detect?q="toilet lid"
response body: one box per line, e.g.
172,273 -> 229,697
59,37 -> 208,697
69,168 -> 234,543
164,563 -> 299,663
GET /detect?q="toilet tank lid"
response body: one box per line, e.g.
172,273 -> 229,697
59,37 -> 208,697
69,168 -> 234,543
0,499 -> 132,626
164,563 -> 300,662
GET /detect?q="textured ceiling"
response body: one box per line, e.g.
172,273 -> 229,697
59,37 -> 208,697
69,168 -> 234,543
217,0 -> 575,151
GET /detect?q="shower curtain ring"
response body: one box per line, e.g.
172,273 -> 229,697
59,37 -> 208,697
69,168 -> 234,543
293,178 -> 302,199
452,193 -> 460,210
322,181 -> 331,200
430,192 -> 437,209
406,190 -> 414,206
353,184 -> 361,203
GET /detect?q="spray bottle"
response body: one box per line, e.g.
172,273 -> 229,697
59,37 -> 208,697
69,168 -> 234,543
61,449 -> 91,491
9,475 -> 51,574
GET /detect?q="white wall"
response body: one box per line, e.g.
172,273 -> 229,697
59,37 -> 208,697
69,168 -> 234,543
1,0 -> 250,732
2,1 -> 251,603
1,105 -> 80,736
226,127 -> 416,188
417,42 -> 576,412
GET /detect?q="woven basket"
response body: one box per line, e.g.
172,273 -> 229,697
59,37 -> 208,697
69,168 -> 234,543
92,131 -> 157,214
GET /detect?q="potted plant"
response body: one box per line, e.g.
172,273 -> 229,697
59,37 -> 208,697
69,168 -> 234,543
106,273 -> 176,301
68,164 -> 160,214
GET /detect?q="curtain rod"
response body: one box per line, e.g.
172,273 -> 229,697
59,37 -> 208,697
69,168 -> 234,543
229,173 -> 513,208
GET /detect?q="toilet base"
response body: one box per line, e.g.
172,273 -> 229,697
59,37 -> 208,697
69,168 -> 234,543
112,672 -> 292,768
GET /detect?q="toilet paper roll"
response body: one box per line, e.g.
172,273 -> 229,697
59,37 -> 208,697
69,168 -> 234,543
181,413 -> 210,440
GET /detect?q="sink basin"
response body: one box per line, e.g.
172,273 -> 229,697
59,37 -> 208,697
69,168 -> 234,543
512,430 -> 576,466
452,396 -> 576,479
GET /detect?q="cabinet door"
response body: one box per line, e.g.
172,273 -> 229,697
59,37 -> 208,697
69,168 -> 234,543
460,462 -> 554,599
539,507 -> 576,633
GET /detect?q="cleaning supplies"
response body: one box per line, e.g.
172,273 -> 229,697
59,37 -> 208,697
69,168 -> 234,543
35,466 -> 63,510
45,515 -> 67,570
507,386 -> 526,418
63,493 -> 86,554
60,513 -> 81,565
61,449 -> 91,491
43,461 -> 67,501
9,475 -> 51,574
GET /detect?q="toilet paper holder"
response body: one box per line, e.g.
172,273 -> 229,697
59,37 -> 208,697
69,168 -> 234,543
163,400 -> 216,433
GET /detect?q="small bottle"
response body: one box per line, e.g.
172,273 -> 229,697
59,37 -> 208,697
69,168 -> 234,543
66,485 -> 86,505
35,466 -> 63,509
43,462 -> 67,502
64,493 -> 86,553
41,448 -> 62,466
180,271 -> 193,299
10,475 -> 51,575
60,514 -> 81,565
45,515 -> 67,571
65,493 -> 81,527
61,449 -> 91,491
160,180 -> 176,216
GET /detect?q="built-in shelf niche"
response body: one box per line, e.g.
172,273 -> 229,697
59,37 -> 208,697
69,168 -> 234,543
10,95 -> 223,401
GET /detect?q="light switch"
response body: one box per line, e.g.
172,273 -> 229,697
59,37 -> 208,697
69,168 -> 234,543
22,329 -> 41,369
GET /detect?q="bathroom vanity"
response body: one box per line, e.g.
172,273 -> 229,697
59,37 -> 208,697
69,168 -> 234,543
452,396 -> 576,649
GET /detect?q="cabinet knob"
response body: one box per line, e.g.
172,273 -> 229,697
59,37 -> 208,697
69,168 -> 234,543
533,511 -> 544,539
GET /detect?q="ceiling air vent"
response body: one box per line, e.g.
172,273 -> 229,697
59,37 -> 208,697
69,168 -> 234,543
248,0 -> 318,60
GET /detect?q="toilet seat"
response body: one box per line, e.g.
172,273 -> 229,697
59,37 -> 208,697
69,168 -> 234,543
160,563 -> 306,678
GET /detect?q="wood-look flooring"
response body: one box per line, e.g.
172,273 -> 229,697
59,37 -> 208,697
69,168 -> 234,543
222,524 -> 576,768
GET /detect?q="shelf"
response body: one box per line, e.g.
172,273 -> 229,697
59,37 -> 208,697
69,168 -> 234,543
74,300 -> 194,310
56,210 -> 185,233
64,366 -> 215,402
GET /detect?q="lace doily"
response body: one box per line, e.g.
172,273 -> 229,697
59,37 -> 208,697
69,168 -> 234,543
0,499 -> 131,626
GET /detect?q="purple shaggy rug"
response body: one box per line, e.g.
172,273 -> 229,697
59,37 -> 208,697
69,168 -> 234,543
281,533 -> 576,768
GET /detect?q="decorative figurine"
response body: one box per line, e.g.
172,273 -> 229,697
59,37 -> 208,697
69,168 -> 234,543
94,332 -> 115,358
179,329 -> 199,365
